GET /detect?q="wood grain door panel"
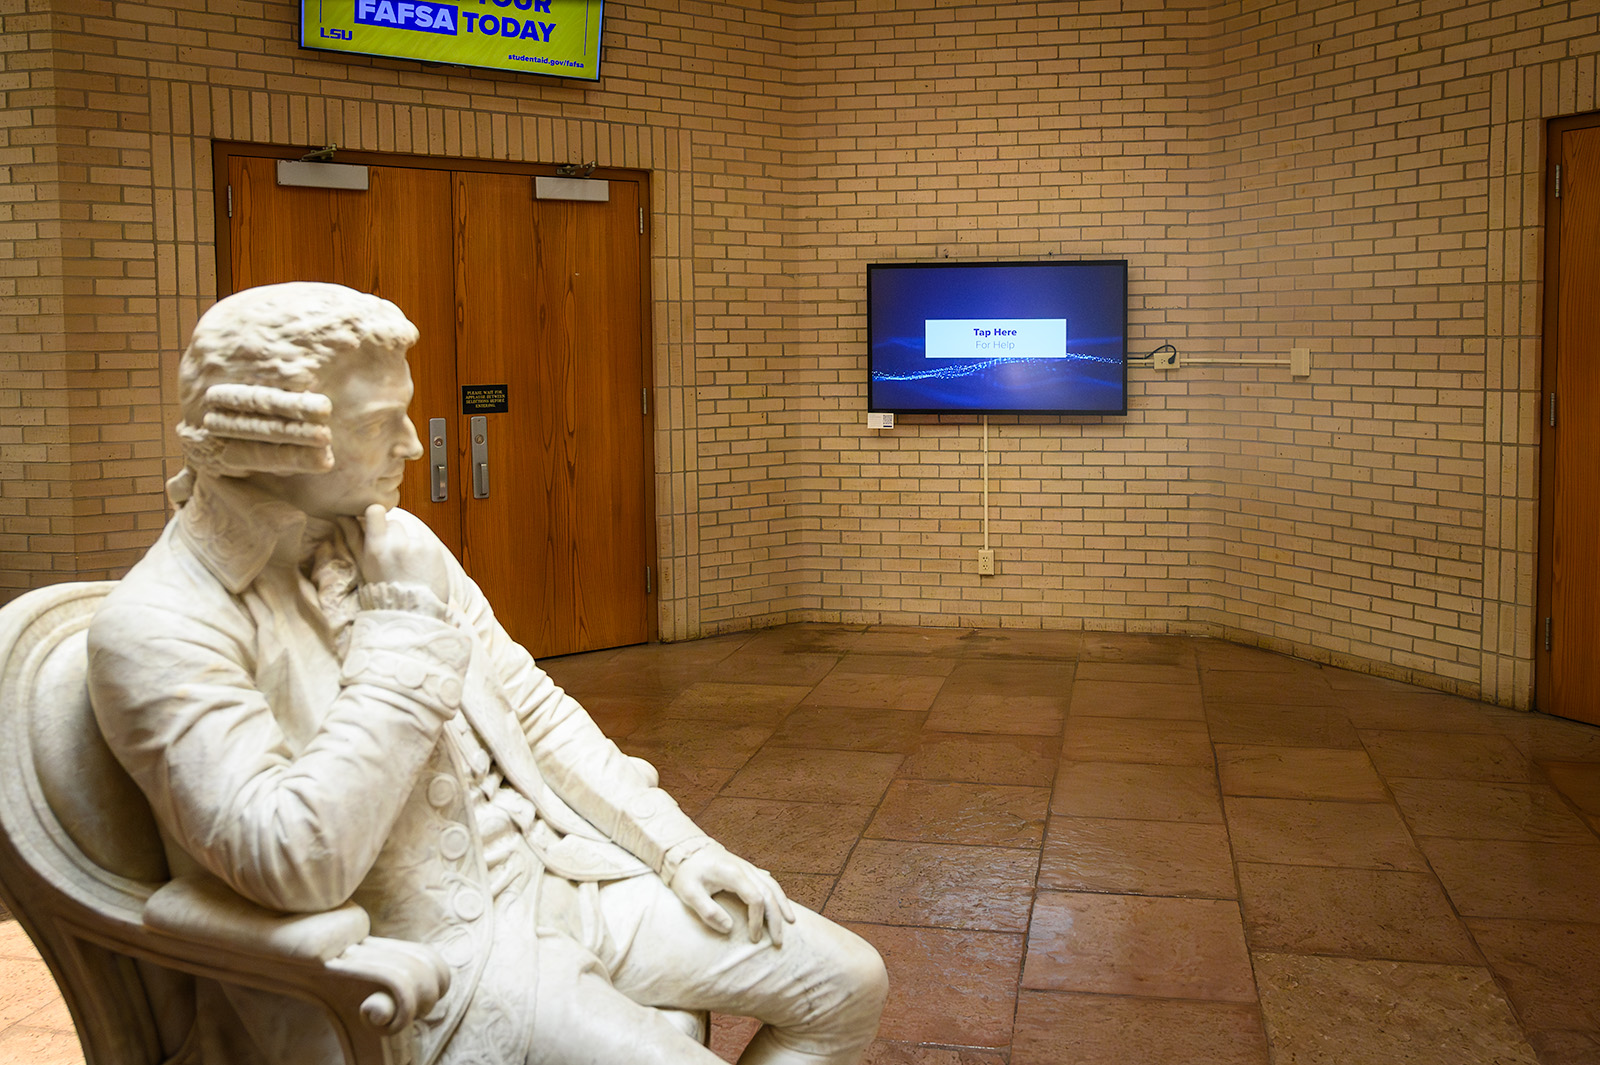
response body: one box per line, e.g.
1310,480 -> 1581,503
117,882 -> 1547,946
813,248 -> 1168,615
453,172 -> 649,656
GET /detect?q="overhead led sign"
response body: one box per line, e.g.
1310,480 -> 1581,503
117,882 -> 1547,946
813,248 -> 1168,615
301,0 -> 604,81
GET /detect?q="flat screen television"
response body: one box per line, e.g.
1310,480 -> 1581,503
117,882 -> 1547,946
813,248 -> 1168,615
301,0 -> 605,81
866,259 -> 1128,415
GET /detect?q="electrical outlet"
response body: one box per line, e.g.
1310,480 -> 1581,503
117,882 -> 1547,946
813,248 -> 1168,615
977,549 -> 995,576
1158,348 -> 1180,371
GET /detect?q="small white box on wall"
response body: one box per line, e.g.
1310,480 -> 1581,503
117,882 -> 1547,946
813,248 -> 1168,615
867,412 -> 894,430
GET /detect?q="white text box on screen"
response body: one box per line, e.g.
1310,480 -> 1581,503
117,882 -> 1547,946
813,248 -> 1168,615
924,319 -> 1067,359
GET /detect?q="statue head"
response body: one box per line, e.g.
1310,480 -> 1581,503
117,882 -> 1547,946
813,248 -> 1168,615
174,282 -> 424,517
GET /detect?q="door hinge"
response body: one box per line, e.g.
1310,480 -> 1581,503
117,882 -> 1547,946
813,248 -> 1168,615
227,184 -> 233,218
639,206 -> 644,234
645,566 -> 653,595
1555,163 -> 1562,199
1546,616 -> 1553,652
1550,392 -> 1558,428
642,387 -> 649,416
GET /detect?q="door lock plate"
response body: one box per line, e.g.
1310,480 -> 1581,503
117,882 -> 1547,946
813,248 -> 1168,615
470,415 -> 489,499
428,417 -> 448,502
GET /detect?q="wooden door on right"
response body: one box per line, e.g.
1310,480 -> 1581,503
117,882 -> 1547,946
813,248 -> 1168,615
1538,115 -> 1600,724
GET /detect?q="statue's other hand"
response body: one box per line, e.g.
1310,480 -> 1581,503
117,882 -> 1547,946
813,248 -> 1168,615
356,504 -> 449,603
670,842 -> 796,946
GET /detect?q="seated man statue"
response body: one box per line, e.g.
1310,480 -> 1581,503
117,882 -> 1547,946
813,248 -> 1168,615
87,281 -> 887,1065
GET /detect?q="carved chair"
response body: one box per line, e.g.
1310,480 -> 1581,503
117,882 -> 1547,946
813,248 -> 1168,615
0,581 -> 450,1065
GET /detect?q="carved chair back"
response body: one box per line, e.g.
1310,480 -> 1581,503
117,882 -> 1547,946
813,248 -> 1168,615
0,581 -> 199,1064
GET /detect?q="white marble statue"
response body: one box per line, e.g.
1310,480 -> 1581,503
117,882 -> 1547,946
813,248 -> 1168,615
87,282 -> 887,1065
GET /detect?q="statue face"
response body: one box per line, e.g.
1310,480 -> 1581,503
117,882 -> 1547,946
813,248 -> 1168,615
260,348 -> 423,519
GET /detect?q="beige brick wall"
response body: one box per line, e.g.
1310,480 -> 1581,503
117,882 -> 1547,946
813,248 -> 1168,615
768,1 -> 1224,644
1195,1 -> 1596,707
4,0 -> 1595,706
0,1 -> 170,592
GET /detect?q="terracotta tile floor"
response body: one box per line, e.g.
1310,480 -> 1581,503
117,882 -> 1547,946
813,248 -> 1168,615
5,624 -> 1600,1064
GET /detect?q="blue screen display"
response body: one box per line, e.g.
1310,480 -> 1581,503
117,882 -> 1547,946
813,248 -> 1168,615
867,260 -> 1128,414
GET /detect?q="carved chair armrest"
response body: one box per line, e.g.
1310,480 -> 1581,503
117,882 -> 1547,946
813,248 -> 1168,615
143,875 -> 450,1038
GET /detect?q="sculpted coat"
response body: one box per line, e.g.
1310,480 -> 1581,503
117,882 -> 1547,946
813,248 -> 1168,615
89,477 -> 713,1062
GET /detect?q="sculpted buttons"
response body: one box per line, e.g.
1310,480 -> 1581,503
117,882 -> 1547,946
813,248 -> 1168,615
626,791 -> 667,820
427,774 -> 458,808
439,824 -> 470,861
397,658 -> 426,688
341,650 -> 370,678
452,886 -> 485,921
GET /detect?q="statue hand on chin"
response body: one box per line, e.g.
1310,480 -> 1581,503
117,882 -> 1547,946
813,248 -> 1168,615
351,504 -> 450,605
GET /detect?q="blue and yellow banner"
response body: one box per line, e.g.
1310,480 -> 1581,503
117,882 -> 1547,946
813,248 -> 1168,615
302,0 -> 604,80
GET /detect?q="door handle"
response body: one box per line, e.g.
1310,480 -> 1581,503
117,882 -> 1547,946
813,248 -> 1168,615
428,418 -> 448,502
470,415 -> 489,499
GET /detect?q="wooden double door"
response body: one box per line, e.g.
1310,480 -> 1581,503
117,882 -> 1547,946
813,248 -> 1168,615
217,146 -> 655,658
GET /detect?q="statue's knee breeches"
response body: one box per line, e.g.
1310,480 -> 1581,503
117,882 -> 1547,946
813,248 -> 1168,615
591,876 -> 888,1062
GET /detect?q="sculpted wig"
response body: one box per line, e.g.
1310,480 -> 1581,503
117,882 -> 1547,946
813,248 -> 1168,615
172,283 -> 418,494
